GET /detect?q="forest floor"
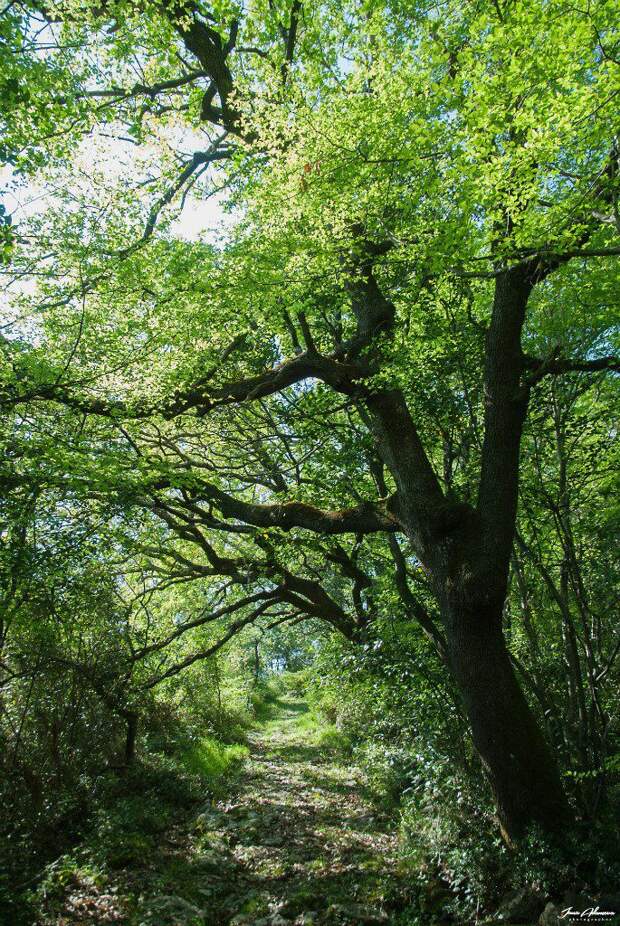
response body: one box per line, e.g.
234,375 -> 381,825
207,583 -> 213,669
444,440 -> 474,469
44,697 -> 412,926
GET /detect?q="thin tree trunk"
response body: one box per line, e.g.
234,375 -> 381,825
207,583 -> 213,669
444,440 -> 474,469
124,712 -> 138,766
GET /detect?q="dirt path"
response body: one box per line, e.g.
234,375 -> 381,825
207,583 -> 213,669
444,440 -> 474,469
49,698 -> 411,925
148,697 -> 408,926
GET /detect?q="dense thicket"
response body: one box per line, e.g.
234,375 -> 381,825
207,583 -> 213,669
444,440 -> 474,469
1,0 -> 620,920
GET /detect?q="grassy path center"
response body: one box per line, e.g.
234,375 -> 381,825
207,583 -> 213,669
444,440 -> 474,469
186,696 -> 405,924
42,697 -> 409,925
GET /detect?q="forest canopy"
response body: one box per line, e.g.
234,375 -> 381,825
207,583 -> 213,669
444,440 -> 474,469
1,0 -> 620,920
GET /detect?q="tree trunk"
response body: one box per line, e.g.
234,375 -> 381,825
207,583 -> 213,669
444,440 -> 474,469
124,712 -> 138,766
357,260 -> 570,841
368,381 -> 571,841
442,590 -> 569,842
253,638 -> 260,682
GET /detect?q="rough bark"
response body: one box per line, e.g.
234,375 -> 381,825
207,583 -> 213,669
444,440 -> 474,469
440,578 -> 569,841
362,266 -> 571,841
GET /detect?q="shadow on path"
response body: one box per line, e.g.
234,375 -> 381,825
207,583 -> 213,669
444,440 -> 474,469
122,698 -> 410,926
196,698 -> 407,924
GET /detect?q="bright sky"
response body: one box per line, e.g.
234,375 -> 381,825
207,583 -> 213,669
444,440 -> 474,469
1,166 -> 228,243
0,131 -> 235,328
171,191 -> 232,242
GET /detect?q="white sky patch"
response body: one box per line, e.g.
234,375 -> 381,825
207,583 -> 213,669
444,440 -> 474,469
171,190 -> 235,243
2,123 -> 234,242
1,125 -> 238,330
1,164 -> 45,224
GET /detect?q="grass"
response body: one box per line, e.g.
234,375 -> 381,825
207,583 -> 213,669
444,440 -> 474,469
282,706 -> 353,757
26,687 -> 409,926
248,680 -> 283,721
179,736 -> 249,793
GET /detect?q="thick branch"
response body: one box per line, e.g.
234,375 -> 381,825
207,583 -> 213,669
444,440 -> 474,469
181,480 -> 400,535
281,0 -> 302,84
171,8 -> 240,132
524,353 -> 620,385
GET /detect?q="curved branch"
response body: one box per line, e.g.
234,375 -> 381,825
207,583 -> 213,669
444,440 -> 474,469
141,599 -> 275,689
132,589 -> 275,661
174,480 -> 400,535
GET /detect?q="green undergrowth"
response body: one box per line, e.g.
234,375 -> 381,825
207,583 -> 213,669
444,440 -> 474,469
248,678 -> 283,721
252,675 -> 353,758
293,710 -> 353,756
302,650 -> 620,925
16,734 -> 249,926
179,736 -> 249,793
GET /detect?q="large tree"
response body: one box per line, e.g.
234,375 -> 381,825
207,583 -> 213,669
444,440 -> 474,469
2,0 -> 619,841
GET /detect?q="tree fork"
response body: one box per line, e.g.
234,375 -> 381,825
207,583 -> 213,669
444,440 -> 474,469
363,265 -> 572,840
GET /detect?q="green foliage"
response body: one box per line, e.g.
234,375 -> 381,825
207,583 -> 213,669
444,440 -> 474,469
178,737 -> 248,789
1,0 -> 620,919
247,678 -> 285,721
304,622 -> 620,919
314,724 -> 352,757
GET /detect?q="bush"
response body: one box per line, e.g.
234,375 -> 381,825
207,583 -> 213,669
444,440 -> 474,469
398,761 -> 620,922
280,669 -> 309,697
248,679 -> 282,720
356,741 -> 418,808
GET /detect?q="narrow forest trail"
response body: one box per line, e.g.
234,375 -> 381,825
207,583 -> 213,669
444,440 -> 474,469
134,697 -> 410,926
43,697 -> 413,925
